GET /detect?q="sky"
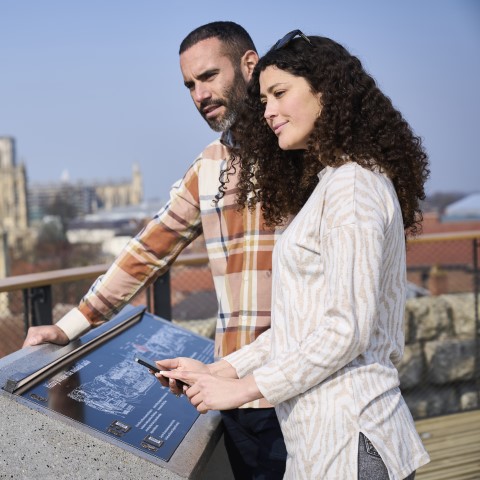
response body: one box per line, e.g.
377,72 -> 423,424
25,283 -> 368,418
1,0 -> 479,202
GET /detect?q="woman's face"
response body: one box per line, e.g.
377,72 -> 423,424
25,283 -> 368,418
260,66 -> 322,150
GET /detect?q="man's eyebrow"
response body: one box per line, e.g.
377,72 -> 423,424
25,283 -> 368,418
184,69 -> 220,88
197,68 -> 219,81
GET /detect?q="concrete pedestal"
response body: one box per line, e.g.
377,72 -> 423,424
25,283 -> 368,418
0,342 -> 231,479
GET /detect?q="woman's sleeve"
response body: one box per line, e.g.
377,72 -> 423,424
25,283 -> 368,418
223,328 -> 272,378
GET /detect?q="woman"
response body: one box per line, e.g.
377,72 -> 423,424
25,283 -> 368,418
159,31 -> 430,479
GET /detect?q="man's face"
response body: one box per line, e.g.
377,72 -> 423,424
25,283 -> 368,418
180,37 -> 247,132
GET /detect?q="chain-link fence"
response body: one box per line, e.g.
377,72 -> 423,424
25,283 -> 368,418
169,262 -> 216,339
0,277 -> 105,357
0,255 -> 216,358
1,235 -> 479,421
0,289 -> 24,357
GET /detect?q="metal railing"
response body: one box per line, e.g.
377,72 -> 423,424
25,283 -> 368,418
1,232 -> 479,420
0,252 -> 212,357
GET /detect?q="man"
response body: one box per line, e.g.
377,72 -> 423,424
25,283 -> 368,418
22,22 -> 287,479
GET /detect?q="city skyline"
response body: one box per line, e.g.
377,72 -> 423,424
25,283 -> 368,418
1,1 -> 479,200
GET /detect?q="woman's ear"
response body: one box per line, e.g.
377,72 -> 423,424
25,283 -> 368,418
316,92 -> 323,117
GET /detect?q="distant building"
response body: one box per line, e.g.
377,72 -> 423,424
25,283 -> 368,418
443,193 -> 480,220
66,201 -> 209,259
406,208 -> 480,296
421,210 -> 480,235
28,164 -> 143,222
66,201 -> 164,257
0,137 -> 29,248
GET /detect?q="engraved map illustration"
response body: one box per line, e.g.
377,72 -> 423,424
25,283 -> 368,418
21,310 -> 215,461
67,325 -> 198,416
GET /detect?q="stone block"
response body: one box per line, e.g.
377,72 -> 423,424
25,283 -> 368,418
398,344 -> 423,389
404,297 -> 429,343
403,308 -> 411,344
406,296 -> 452,342
403,386 -> 458,419
445,293 -> 477,338
459,383 -> 479,410
424,339 -> 475,384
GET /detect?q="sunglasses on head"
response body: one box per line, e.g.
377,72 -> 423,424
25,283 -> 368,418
272,29 -> 312,50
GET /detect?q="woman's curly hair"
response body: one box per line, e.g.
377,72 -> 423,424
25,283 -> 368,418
219,35 -> 429,236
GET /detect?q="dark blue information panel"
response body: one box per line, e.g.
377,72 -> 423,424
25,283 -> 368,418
20,310 -> 214,461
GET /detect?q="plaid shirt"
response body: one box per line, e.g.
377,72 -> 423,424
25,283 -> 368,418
57,138 -> 278,408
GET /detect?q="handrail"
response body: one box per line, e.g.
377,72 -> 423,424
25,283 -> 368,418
408,230 -> 480,244
0,252 -> 209,293
0,264 -> 110,293
2,231 -> 479,292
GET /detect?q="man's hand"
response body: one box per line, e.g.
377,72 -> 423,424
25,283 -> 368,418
22,325 -> 70,348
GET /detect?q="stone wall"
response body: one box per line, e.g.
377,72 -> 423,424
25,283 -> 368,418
398,292 -> 479,419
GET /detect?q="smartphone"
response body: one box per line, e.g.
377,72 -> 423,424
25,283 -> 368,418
133,354 -> 188,388
134,353 -> 161,373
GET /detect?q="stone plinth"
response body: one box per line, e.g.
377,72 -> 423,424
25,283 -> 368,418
0,337 -> 227,479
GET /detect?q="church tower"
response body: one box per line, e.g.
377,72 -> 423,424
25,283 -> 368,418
0,137 -> 29,248
130,162 -> 143,205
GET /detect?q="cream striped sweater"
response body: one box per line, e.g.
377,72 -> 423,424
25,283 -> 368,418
226,163 -> 430,479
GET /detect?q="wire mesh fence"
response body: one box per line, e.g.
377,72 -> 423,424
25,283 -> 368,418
1,234 -> 479,421
0,258 -> 216,358
401,234 -> 479,419
0,289 -> 24,357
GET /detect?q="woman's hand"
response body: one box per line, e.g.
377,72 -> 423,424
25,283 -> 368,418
160,371 -> 262,413
154,357 -> 210,394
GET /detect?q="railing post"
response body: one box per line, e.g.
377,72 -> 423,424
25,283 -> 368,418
22,286 -> 53,335
30,286 -> 53,327
22,289 -> 30,336
153,271 -> 172,321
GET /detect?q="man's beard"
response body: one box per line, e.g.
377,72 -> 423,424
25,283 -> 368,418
200,70 -> 246,132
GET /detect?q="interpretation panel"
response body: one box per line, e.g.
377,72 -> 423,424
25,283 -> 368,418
19,310 -> 214,461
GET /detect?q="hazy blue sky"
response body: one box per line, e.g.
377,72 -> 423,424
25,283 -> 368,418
1,1 -> 479,201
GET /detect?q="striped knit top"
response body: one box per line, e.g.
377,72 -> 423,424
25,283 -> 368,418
226,163 -> 430,479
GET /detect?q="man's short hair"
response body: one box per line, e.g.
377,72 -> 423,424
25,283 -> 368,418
179,21 -> 256,65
